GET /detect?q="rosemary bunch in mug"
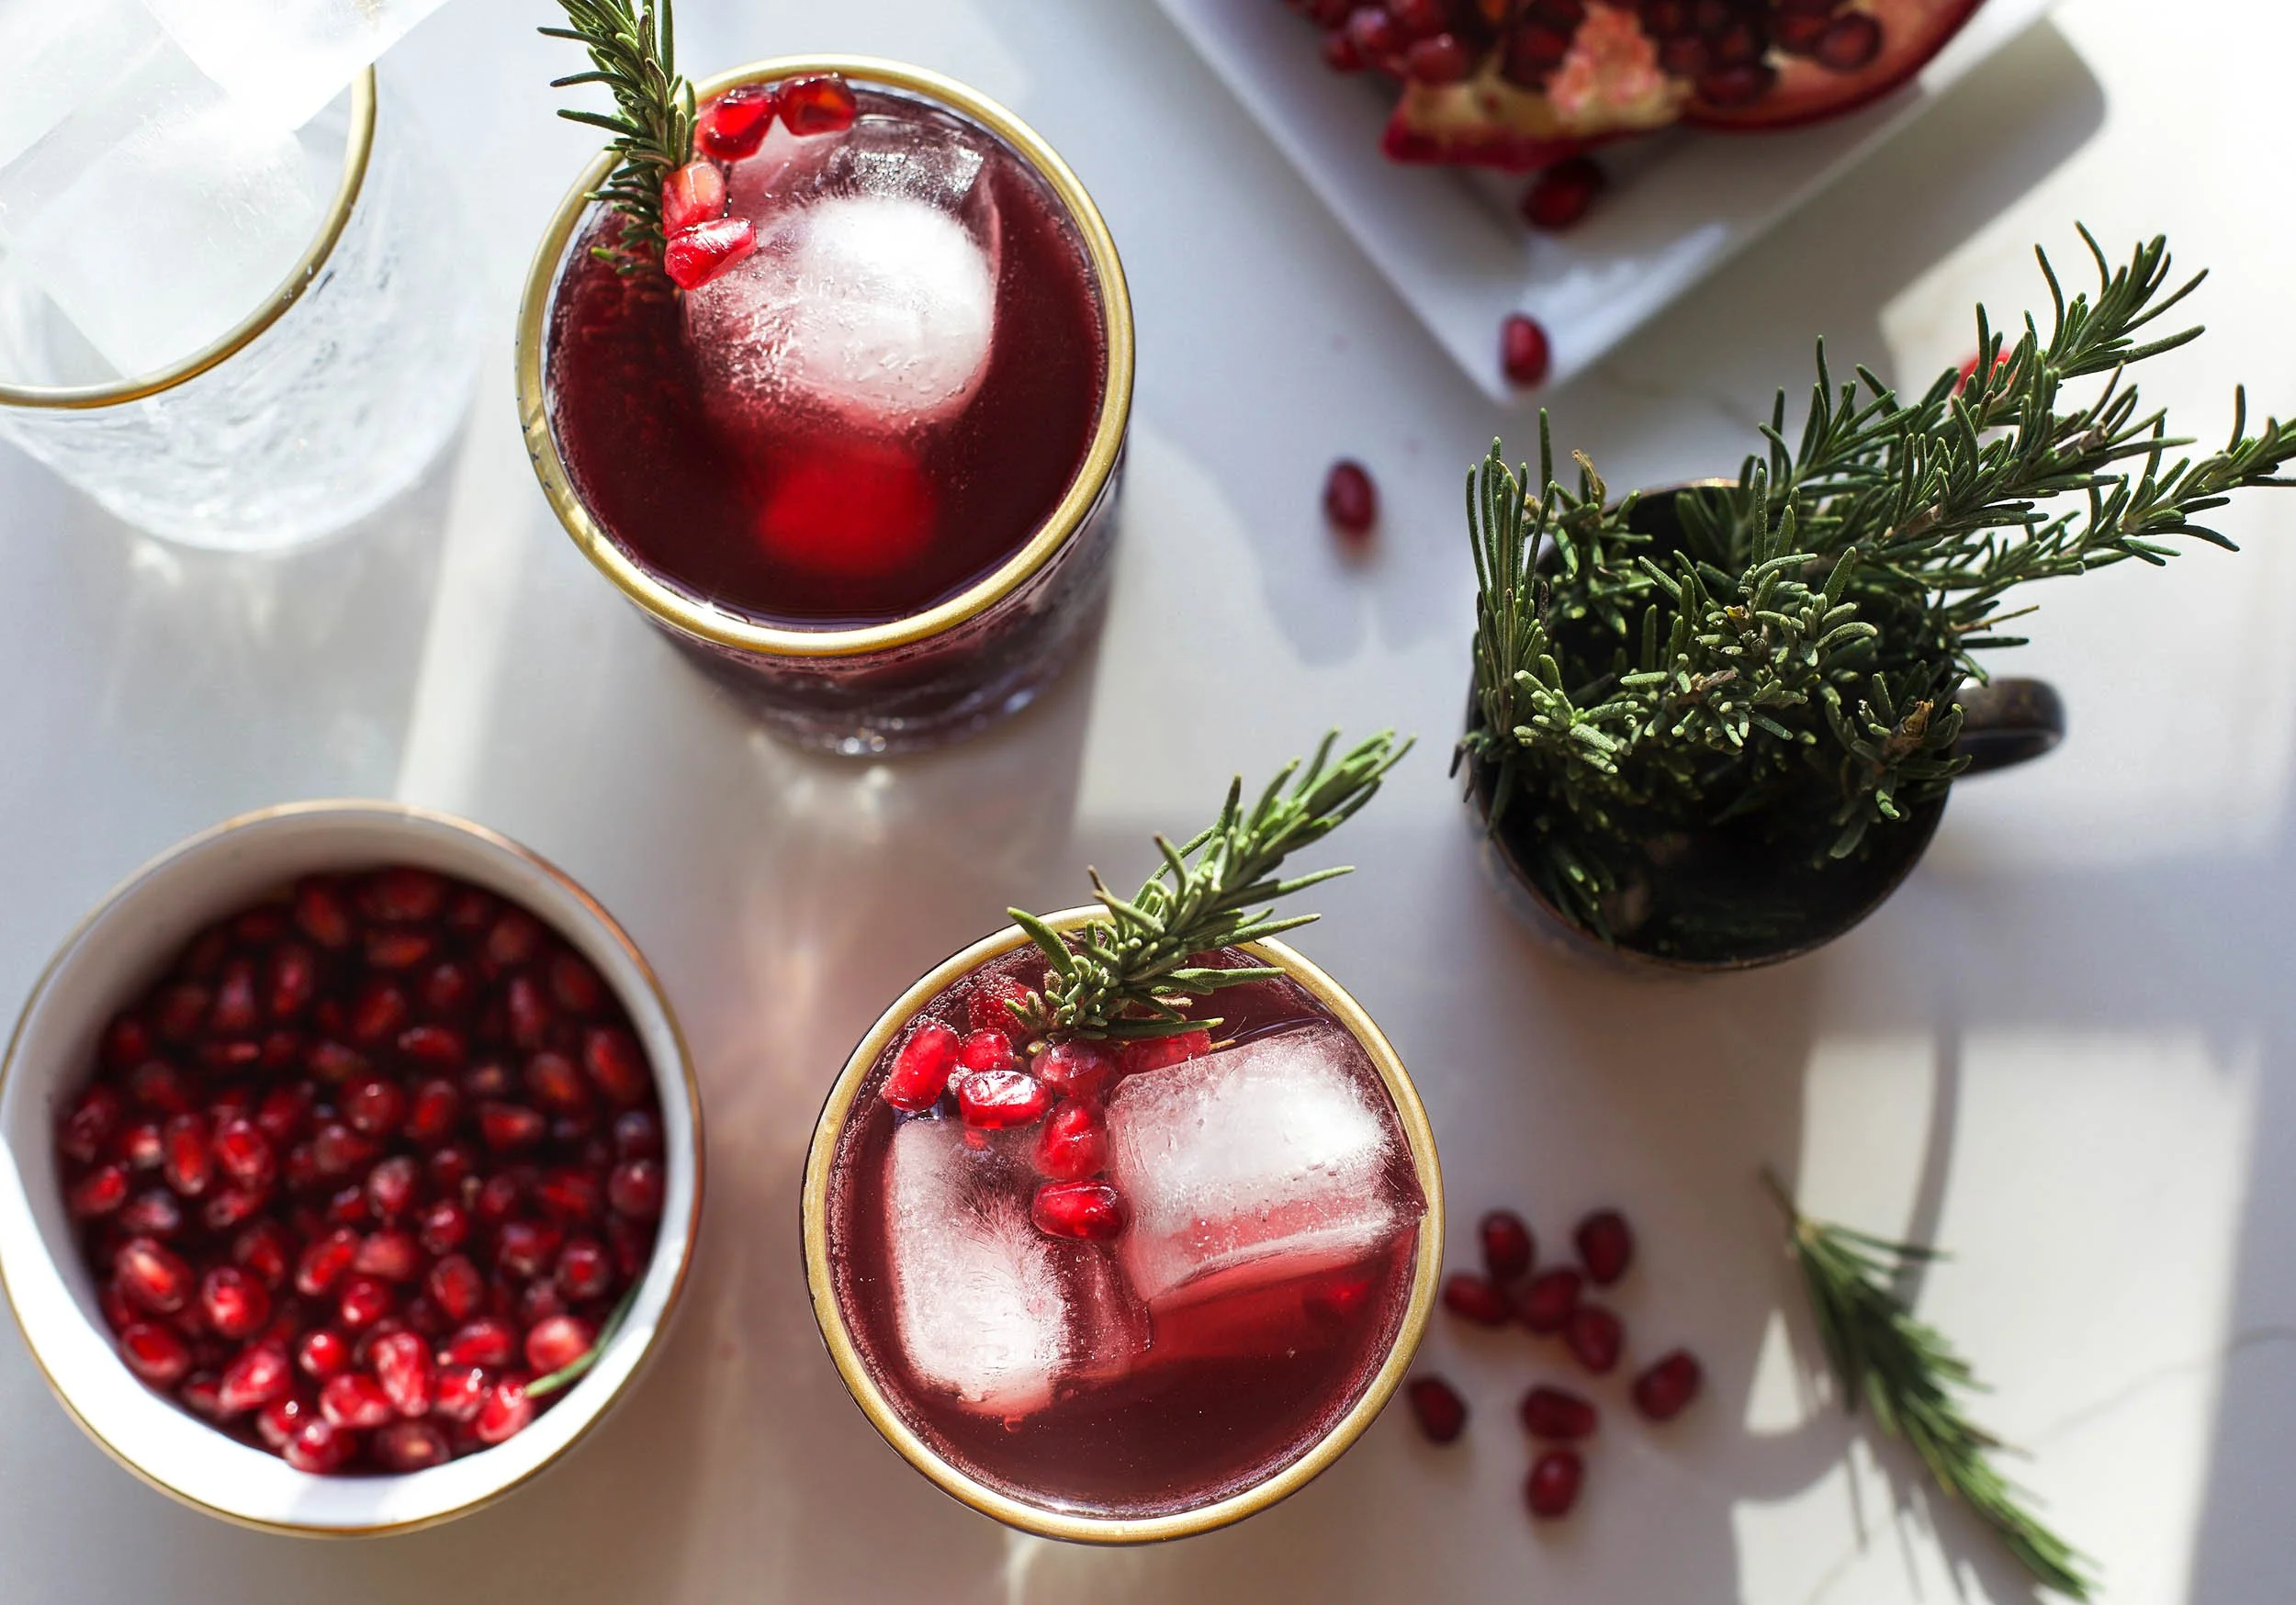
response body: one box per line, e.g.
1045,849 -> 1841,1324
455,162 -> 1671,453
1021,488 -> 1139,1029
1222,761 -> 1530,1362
1458,231 -> 2295,955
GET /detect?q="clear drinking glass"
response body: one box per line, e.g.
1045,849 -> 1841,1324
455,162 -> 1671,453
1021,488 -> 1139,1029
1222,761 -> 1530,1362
0,72 -> 478,551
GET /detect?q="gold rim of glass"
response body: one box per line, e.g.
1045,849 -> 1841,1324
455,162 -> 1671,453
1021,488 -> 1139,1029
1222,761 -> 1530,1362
798,910 -> 1446,1544
513,55 -> 1136,662
0,799 -> 705,1537
0,71 -> 378,412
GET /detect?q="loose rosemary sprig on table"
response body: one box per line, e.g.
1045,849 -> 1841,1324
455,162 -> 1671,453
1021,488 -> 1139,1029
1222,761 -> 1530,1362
542,0 -> 694,255
1006,731 -> 1411,1044
1763,1171 -> 2093,1599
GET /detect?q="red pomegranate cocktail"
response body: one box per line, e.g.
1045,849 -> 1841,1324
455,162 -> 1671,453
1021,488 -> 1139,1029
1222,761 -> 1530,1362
519,57 -> 1131,754
804,855 -> 1442,1542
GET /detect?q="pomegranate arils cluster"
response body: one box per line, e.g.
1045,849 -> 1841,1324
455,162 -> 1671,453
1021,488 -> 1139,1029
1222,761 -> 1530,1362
658,74 -> 857,291
1409,1204 -> 1702,1523
57,866 -> 668,1475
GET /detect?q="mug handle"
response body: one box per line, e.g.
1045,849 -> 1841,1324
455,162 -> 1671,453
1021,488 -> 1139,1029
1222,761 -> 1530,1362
1952,678 -> 2065,774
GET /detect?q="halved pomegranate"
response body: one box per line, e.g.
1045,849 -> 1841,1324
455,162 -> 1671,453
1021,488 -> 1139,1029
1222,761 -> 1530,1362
1680,0 -> 1985,129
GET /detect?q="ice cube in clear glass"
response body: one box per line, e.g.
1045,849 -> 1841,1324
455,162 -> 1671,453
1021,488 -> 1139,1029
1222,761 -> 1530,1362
140,0 -> 456,131
883,1117 -> 1143,1418
0,0 -> 162,172
1105,1024 -> 1415,1313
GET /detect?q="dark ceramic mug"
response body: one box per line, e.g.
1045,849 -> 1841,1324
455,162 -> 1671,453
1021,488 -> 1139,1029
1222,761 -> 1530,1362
1463,488 -> 2064,973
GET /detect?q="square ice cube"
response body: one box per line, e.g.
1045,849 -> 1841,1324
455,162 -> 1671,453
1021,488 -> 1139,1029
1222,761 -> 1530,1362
1106,1024 -> 1414,1312
142,0 -> 457,131
0,0 -> 163,172
883,1117 -> 1142,1418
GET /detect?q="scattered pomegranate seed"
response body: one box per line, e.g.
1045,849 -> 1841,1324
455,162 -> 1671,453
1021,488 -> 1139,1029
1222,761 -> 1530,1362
1521,156 -> 1606,231
373,1419 -> 452,1472
433,1364 -> 489,1423
68,1164 -> 129,1218
957,1029 -> 1016,1076
557,1237 -> 613,1301
1631,1349 -> 1703,1421
475,1376 -> 535,1444
964,975 -> 1033,1045
1517,1267 -> 1581,1333
1406,1375 -> 1469,1443
59,1085 -> 122,1163
284,1415 -> 354,1473
217,1341 -> 292,1415
443,1317 -> 518,1372
663,216 -> 758,292
608,1159 -> 665,1220
525,1314 -> 595,1375
1501,313 -> 1552,387
1564,1304 -> 1624,1374
1031,1180 -> 1126,1241
1525,1447 -> 1583,1518
298,1328 -> 352,1380
957,1070 -> 1050,1131
1033,1100 -> 1109,1182
699,83 -> 778,160
1034,1040 -> 1117,1100
884,1020 -> 961,1112
117,1238 -> 194,1314
200,1266 -> 272,1340
1573,1208 -> 1633,1285
582,1027 -> 651,1107
779,74 -> 858,137
1519,1385 -> 1597,1440
370,1330 -> 435,1417
1479,1208 -> 1535,1284
1442,1271 -> 1513,1327
1322,459 -> 1378,539
321,1373 -> 395,1431
1816,13 -> 1883,72
118,1321 -> 192,1386
1403,31 -> 1471,84
257,1394 -> 311,1451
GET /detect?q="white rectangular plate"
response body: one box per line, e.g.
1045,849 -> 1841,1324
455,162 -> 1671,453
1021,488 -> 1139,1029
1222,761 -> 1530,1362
1156,0 -> 2058,400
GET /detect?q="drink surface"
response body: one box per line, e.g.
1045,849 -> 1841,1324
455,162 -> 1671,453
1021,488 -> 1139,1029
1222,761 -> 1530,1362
544,85 -> 1107,630
827,948 -> 1425,1518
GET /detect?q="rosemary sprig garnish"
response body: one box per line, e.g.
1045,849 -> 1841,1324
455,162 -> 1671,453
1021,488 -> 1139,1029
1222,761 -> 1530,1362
1007,731 -> 1411,1043
541,0 -> 695,256
1763,1171 -> 2093,1599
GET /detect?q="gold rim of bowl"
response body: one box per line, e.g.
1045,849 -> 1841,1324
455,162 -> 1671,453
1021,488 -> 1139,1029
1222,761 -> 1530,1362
512,56 -> 1136,662
0,71 -> 378,412
798,909 -> 1445,1544
0,799 -> 706,1536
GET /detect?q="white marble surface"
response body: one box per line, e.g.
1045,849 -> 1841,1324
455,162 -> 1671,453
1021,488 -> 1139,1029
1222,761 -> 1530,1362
3,2 -> 2292,1600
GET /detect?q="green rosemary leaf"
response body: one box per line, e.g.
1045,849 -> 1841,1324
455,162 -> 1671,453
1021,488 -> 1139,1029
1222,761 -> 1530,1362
1763,1171 -> 2095,1599
543,0 -> 695,255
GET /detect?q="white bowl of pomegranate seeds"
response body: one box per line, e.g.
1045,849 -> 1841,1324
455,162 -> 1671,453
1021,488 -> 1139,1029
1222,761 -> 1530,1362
0,802 -> 701,1534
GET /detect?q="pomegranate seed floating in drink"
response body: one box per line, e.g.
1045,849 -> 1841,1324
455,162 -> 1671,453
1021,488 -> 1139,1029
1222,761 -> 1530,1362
52,868 -> 667,1475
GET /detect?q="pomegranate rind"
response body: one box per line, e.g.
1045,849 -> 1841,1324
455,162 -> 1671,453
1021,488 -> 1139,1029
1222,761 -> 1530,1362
1682,0 -> 1986,130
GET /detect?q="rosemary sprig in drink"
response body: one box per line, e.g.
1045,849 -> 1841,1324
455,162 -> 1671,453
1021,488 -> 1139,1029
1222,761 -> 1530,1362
542,0 -> 694,253
1763,1171 -> 2093,1599
1006,731 -> 1411,1044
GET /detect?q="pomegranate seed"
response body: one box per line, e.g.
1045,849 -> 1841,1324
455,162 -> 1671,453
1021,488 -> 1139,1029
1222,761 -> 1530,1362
1387,0 -> 1447,35
326,1183 -> 373,1228
663,217 -> 758,292
210,960 -> 259,1035
152,984 -> 210,1044
98,1278 -> 136,1331
200,1265 -> 272,1339
114,1116 -> 162,1164
1520,1385 -> 1597,1440
118,1321 -> 192,1386
337,1275 -> 395,1330
883,1020 -> 961,1111
606,1215 -> 647,1278
964,974 -> 1033,1045
1118,1030 -> 1212,1076
1632,1349 -> 1703,1420
211,1117 -> 274,1189
428,1255 -> 486,1323
779,74 -> 857,137
612,1108 -> 663,1161
69,1164 -> 129,1218
535,1168 -> 602,1224
349,978 -> 410,1045
581,1027 -> 650,1107
1573,1208 -> 1633,1285
119,1187 -> 184,1237
397,1023 -> 466,1072
1518,1267 -> 1581,1332
178,1370 -> 225,1418
129,1059 -> 193,1114
958,1070 -> 1049,1131
699,83 -> 777,160
310,1122 -> 377,1179
284,1415 -> 355,1473
433,1364 -> 490,1422
419,960 -> 477,1018
1030,1180 -> 1125,1241
321,1373 -> 394,1431
418,1199 -> 469,1256
369,1330 -> 434,1416
1815,12 -> 1882,72
116,1238 -> 194,1314
305,1040 -> 367,1086
162,1114 -> 212,1197
1322,459 -> 1379,547
403,1078 -> 461,1146
358,867 -> 446,923
475,1375 -> 535,1444
475,1172 -> 523,1225
957,1029 -> 1014,1075
343,1077 -> 409,1139
479,1102 -> 546,1152
556,1237 -> 613,1301
1033,1040 -> 1116,1101
428,1143 -> 476,1194
266,944 -> 318,1021
1321,28 -> 1365,72
292,878 -> 355,948
298,1328 -> 353,1379
1034,1100 -> 1108,1181
660,158 -> 727,237
232,1220 -> 294,1288
101,1016 -> 154,1072
1525,1448 -> 1583,1518
373,1419 -> 451,1472
256,1393 -> 312,1451
355,1229 -> 423,1284
60,1084 -> 124,1163
202,1184 -> 268,1232
1403,31 -> 1471,84
1345,6 -> 1400,60
295,1229 -> 359,1296
218,1341 -> 292,1415
1565,1304 -> 1624,1374
1521,155 -> 1606,231
496,1218 -> 564,1279
1405,1375 -> 1469,1443
1442,1272 -> 1513,1327
1501,312 -> 1552,387
606,1160 -> 665,1222
524,1050 -> 591,1114
1479,1208 -> 1535,1283
366,1154 -> 421,1221
545,950 -> 605,1016
525,1314 -> 595,1375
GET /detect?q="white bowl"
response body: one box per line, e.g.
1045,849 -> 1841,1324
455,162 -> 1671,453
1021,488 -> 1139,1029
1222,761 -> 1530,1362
0,802 -> 703,1535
